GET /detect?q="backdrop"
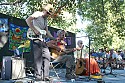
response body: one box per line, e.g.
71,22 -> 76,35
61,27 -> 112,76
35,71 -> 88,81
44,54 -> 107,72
0,13 -> 76,67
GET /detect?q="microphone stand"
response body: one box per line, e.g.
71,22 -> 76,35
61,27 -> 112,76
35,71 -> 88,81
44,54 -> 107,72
85,36 -> 91,81
88,36 -> 91,80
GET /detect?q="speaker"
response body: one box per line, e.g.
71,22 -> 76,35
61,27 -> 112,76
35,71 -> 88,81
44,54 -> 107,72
1,56 -> 26,80
1,56 -> 12,80
11,57 -> 26,79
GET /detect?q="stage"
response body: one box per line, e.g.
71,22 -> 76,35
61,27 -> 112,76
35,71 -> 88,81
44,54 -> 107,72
1,68 -> 125,83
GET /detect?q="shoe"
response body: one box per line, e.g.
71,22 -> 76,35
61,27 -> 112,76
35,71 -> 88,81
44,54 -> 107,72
35,78 -> 42,81
65,73 -> 76,80
44,77 -> 50,81
95,73 -> 103,76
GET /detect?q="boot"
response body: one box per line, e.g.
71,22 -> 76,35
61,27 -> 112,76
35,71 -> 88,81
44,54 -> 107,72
71,66 -> 77,78
65,67 -> 76,80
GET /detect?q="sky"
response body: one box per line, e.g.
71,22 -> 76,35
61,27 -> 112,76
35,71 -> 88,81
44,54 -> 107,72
75,13 -> 90,47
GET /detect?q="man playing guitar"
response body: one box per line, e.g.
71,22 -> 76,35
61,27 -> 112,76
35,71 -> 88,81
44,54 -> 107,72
47,30 -> 77,80
26,4 -> 54,81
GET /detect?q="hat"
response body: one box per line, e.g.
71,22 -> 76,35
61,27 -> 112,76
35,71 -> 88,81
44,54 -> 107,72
57,30 -> 65,36
43,4 -> 54,15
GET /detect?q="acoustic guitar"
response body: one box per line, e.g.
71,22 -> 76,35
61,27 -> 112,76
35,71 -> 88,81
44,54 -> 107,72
51,44 -> 75,59
75,46 -> 87,75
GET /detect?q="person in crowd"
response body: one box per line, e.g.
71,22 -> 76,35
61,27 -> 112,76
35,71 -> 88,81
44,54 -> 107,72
123,49 -> 125,60
117,50 -> 123,61
26,4 -> 54,81
107,49 -> 117,60
47,30 -> 77,80
104,49 -> 118,70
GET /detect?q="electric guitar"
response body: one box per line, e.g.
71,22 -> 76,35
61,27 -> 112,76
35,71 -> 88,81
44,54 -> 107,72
27,26 -> 46,41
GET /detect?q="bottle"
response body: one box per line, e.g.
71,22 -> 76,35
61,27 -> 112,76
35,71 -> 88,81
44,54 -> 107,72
71,79 -> 75,82
124,67 -> 125,70
14,48 -> 20,57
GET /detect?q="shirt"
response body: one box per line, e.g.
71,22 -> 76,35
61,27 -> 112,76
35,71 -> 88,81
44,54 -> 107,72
31,11 -> 47,30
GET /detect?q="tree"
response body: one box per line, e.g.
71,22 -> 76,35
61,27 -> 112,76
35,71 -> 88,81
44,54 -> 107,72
0,0 -> 78,32
79,0 -> 125,50
0,0 -> 125,50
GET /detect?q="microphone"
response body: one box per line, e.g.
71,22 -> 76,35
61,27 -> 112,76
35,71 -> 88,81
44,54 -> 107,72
85,45 -> 89,48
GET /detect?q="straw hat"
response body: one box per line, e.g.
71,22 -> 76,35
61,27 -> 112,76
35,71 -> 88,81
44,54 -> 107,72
43,4 -> 54,15
57,30 -> 65,36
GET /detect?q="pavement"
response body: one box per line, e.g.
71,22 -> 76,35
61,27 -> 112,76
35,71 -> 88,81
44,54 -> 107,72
1,67 -> 125,83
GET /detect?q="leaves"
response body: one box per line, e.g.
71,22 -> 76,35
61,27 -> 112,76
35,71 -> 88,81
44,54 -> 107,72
0,0 -> 125,50
84,0 -> 125,50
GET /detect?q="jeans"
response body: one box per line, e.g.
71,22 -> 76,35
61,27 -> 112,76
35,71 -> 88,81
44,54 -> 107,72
33,40 -> 50,79
54,54 -> 75,68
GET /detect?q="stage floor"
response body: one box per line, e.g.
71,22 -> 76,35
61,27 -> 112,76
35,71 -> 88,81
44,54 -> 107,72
1,68 -> 125,83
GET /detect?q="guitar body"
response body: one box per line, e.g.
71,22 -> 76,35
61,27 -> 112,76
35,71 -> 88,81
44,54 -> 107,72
75,58 -> 86,75
75,45 -> 87,75
27,26 -> 46,41
51,49 -> 60,59
51,45 -> 66,59
51,43 -> 75,59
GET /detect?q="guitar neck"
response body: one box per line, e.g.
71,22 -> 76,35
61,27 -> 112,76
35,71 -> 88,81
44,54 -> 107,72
62,48 -> 74,54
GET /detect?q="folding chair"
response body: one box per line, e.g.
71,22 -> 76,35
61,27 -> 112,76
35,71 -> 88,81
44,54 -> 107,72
50,61 -> 60,79
49,57 -> 66,79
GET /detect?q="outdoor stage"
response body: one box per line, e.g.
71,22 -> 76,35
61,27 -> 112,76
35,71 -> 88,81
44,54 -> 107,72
1,68 -> 125,83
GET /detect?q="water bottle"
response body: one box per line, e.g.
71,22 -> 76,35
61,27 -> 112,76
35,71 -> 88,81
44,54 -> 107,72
14,48 -> 20,57
124,67 -> 125,70
71,79 -> 75,82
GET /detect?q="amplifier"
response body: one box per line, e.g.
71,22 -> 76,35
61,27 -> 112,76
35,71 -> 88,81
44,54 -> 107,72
1,56 -> 26,80
11,57 -> 26,79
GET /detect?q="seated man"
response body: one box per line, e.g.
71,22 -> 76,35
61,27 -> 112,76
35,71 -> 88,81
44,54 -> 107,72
75,40 -> 100,76
47,30 -> 77,80
84,53 -> 101,76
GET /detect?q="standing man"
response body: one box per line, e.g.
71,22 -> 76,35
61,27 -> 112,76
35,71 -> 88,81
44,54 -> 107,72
26,4 -> 54,81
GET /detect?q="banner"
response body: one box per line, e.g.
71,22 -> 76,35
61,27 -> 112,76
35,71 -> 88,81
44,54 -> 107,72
9,23 -> 30,53
0,18 -> 9,49
0,18 -> 8,32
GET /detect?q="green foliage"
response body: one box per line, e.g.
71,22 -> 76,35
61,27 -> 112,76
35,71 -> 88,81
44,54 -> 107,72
0,0 -> 125,50
0,0 -> 78,32
82,0 -> 125,50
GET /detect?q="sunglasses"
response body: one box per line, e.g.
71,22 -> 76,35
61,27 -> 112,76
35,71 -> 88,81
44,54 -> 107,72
47,11 -> 51,15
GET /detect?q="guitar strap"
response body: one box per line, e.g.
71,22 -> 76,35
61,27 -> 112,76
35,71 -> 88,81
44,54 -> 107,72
80,47 -> 83,58
33,40 -> 47,48
80,46 -> 84,58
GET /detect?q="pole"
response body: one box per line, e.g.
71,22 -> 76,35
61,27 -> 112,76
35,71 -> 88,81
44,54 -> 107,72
88,36 -> 91,79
